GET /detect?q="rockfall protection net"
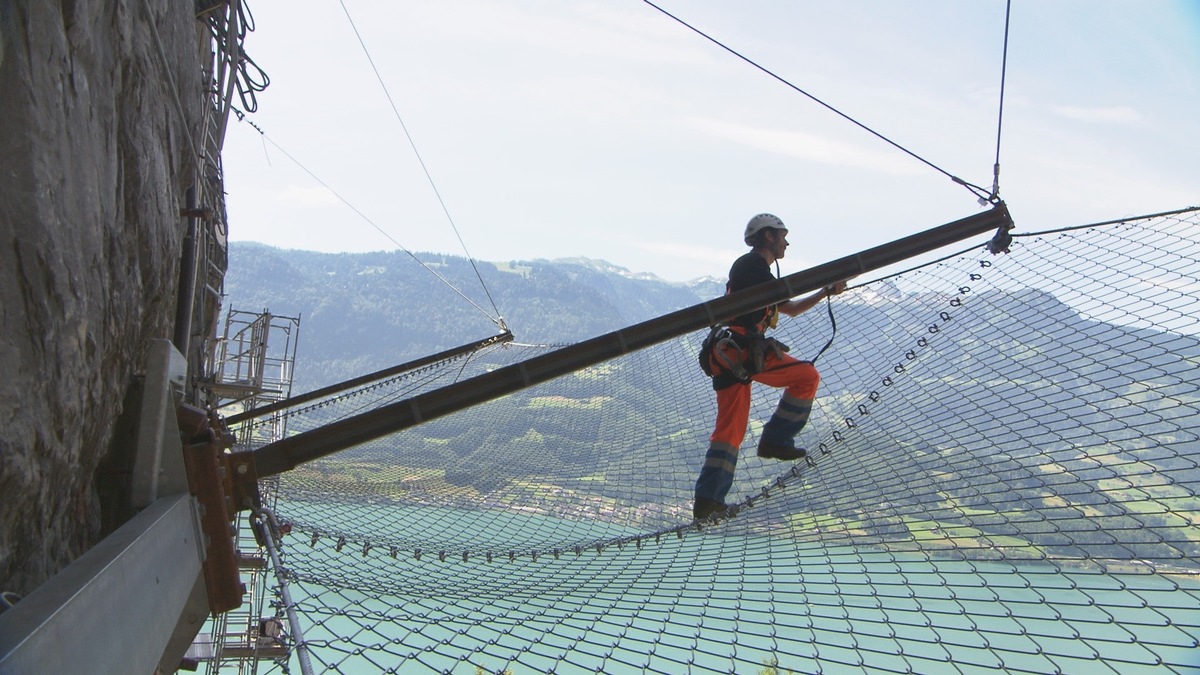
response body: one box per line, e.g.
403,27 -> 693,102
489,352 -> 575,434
238,208 -> 1200,675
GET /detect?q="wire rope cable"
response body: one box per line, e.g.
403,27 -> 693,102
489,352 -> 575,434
232,113 -> 504,326
990,0 -> 1013,201
337,0 -> 505,328
641,0 -> 1003,205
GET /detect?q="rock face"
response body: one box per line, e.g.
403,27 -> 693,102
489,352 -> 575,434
0,1 -> 207,594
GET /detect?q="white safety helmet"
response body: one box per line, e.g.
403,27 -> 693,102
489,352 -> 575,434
744,213 -> 786,245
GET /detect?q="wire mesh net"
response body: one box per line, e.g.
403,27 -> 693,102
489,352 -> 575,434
235,208 -> 1200,674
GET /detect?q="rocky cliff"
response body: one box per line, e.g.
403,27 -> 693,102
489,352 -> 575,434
0,0 -> 207,594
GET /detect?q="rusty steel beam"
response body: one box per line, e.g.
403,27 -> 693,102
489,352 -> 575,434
252,203 -> 1013,477
225,331 -> 514,425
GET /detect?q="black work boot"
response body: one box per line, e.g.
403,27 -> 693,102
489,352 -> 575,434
693,497 -> 728,520
757,440 -> 807,461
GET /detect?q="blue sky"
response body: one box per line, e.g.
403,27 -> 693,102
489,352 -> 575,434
222,1 -> 1200,283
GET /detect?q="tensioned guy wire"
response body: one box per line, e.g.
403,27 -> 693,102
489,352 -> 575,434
991,0 -> 1013,201
233,113 -> 505,326
642,0 -> 1002,205
337,0 -> 505,328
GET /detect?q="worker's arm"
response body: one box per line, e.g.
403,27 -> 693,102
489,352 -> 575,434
778,280 -> 847,317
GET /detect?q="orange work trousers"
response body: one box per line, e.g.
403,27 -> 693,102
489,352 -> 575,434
695,340 -> 820,507
710,346 -> 820,449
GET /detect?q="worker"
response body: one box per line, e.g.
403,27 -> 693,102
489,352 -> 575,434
693,213 -> 847,520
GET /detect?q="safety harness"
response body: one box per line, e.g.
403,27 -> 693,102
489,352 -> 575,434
699,288 -> 839,391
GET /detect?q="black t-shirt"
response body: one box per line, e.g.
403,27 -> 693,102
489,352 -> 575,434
726,251 -> 775,330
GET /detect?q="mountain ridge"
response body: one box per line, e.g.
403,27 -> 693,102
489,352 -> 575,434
224,242 -> 726,390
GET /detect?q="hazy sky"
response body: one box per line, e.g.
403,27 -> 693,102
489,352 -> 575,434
222,1 -> 1200,284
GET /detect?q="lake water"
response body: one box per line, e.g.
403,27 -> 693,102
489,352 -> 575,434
259,501 -> 1200,675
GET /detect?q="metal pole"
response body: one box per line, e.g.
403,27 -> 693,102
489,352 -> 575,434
173,186 -> 200,354
253,508 -> 315,675
253,203 -> 1013,476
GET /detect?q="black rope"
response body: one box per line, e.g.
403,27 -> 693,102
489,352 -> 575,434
202,0 -> 269,114
773,260 -> 836,363
810,292 -> 837,364
641,0 -> 995,204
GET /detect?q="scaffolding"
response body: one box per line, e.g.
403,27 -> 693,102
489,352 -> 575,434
192,308 -> 302,673
185,503 -> 294,674
208,308 -> 301,447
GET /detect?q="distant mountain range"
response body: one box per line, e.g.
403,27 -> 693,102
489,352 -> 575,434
223,243 -> 725,391
222,242 -> 1200,563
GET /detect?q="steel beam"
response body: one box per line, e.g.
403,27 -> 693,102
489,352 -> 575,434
252,203 -> 1013,476
131,339 -> 189,508
224,331 -> 513,425
0,494 -> 206,675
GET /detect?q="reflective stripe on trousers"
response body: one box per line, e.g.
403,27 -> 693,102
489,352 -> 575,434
694,349 -> 820,505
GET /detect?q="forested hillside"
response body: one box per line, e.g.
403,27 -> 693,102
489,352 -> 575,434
224,243 -> 1199,562
224,243 -> 724,391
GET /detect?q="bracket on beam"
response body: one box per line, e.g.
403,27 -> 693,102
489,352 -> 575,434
179,404 -> 252,614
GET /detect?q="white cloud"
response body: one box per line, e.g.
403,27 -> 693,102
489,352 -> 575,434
1049,105 -> 1142,124
684,117 -> 924,176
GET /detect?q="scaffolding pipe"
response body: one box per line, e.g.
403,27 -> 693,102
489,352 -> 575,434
253,203 -> 1013,477
253,508 -> 315,675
